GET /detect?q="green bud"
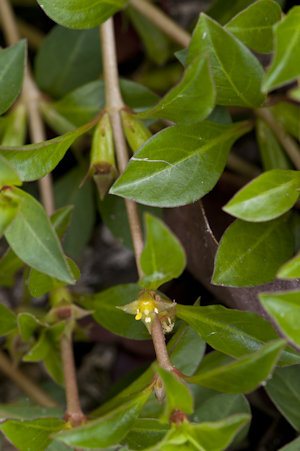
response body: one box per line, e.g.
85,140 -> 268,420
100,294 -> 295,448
121,109 -> 152,153
1,103 -> 27,147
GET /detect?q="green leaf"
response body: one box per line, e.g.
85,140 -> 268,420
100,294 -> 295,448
156,366 -> 193,417
0,248 -> 24,287
0,154 -> 22,189
139,214 -> 186,290
279,437 -> 300,450
262,6 -> 300,92
4,188 -> 74,284
0,188 -> 22,236
53,79 -> 159,128
121,419 -> 170,451
34,25 -> 102,99
206,0 -> 254,25
175,304 -> 300,366
223,169 -> 300,222
29,258 -> 80,297
110,121 -> 251,207
259,291 -> 300,349
213,217 -> 294,287
18,313 -> 46,342
37,0 -> 127,29
266,365 -> 300,431
185,339 -> 285,393
0,119 -> 98,182
23,332 -> 51,362
0,404 -> 64,420
256,118 -> 293,171
0,303 -> 17,337
50,206 -> 74,241
277,249 -> 300,279
52,387 -> 152,449
137,55 -> 216,124
207,106 -> 232,125
271,102 -> 300,141
0,418 -> 64,451
225,0 -> 281,53
0,40 -> 26,115
54,165 -> 95,259
187,14 -> 266,108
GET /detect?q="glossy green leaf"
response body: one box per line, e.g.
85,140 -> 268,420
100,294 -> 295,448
0,154 -> 22,189
175,304 -> 300,366
0,188 -> 22,236
0,119 -> 98,182
262,6 -> 300,92
54,165 -> 95,259
138,55 -> 215,124
185,340 -> 285,393
121,419 -> 170,451
213,217 -> 294,287
0,303 -> 17,337
29,258 -> 80,297
0,404 -> 63,420
37,0 -> 127,29
0,248 -> 24,287
266,365 -> 300,431
256,118 -> 293,171
110,121 -> 251,207
0,40 -> 26,115
223,169 -> 300,222
34,25 -> 102,99
0,103 -> 27,147
187,14 -> 266,108
53,79 -> 159,128
259,291 -> 300,349
206,0 -> 254,25
140,214 -> 186,290
52,387 -> 152,449
18,313 -> 46,342
0,418 -> 64,451
207,106 -> 232,125
4,188 -> 74,284
50,206 -> 74,241
271,102 -> 300,141
278,249 -> 300,278
225,0 -> 281,53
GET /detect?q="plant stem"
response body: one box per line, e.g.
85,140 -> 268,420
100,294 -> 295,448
129,0 -> 191,48
0,350 -> 59,407
0,0 -> 55,216
100,18 -> 144,278
255,108 -> 300,171
151,315 -> 173,371
60,334 -> 86,427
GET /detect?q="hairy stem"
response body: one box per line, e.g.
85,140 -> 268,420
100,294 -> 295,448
151,315 -> 173,371
129,0 -> 191,48
0,350 -> 59,407
100,18 -> 144,278
255,108 -> 300,171
0,0 -> 55,216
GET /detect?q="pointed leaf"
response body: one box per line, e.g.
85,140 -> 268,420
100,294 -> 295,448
0,154 -> 22,189
225,0 -> 281,53
0,118 -> 98,182
175,304 -> 300,366
4,188 -> 75,284
121,419 -> 170,451
262,6 -> 300,92
0,40 -> 26,115
110,121 -> 251,208
37,0 -> 128,29
138,55 -> 216,124
185,340 -> 285,393
187,14 -> 266,107
223,169 -> 300,222
50,206 -> 74,241
213,217 -> 294,287
140,214 -> 186,290
278,249 -> 300,279
0,303 -> 17,337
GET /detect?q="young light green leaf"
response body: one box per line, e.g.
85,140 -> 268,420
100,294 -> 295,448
0,418 -> 64,451
0,154 -> 22,189
110,121 -> 251,207
4,188 -> 75,284
185,340 -> 286,393
36,0 -> 127,29
266,365 -> 300,431
175,304 -> 300,366
139,214 -> 186,290
0,40 -> 26,115
213,217 -> 294,287
256,118 -> 293,171
137,55 -> 216,124
187,14 -> 266,108
225,0 -> 282,53
223,169 -> 300,222
277,248 -> 300,278
121,419 -> 170,451
0,118 -> 98,182
34,25 -> 102,99
262,6 -> 300,92
259,291 -> 300,349
0,303 -> 17,337
52,387 -> 152,449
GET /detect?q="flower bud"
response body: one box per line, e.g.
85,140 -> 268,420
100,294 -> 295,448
121,110 -> 152,153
